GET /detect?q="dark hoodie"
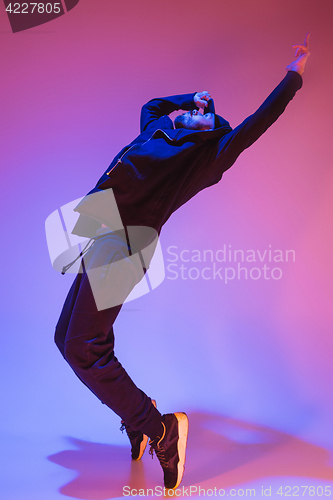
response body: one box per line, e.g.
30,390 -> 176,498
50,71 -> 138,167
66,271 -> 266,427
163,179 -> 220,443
73,71 -> 302,238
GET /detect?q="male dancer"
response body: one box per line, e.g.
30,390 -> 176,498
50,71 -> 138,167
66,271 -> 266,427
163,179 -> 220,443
54,35 -> 310,489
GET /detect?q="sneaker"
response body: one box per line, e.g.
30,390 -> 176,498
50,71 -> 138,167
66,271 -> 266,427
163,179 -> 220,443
120,399 -> 156,461
120,422 -> 148,460
149,412 -> 189,489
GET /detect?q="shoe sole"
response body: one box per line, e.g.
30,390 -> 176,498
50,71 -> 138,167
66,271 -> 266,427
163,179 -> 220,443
135,433 -> 148,460
173,412 -> 189,489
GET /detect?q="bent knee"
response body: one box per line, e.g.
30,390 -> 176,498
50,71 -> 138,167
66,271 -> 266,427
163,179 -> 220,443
54,329 -> 66,358
64,336 -> 91,370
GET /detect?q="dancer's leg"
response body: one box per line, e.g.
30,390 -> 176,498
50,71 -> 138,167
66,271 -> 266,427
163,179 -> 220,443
55,232 -> 162,438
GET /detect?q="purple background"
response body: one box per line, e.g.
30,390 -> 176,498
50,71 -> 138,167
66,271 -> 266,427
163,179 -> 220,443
1,0 -> 333,498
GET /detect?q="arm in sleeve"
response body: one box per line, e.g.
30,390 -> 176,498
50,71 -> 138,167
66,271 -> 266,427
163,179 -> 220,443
209,71 -> 303,178
140,93 -> 196,132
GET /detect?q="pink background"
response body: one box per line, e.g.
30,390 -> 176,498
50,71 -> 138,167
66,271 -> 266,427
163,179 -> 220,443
1,0 -> 333,498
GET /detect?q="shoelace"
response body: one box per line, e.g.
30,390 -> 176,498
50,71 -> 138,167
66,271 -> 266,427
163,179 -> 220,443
120,421 -> 133,437
120,421 -> 142,442
148,422 -> 168,467
149,441 -> 169,468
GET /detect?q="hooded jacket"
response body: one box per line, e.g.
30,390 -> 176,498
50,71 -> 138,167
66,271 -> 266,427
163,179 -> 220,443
72,71 -> 302,238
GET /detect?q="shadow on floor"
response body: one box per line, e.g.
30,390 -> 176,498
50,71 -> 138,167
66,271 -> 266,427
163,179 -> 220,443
48,411 -> 333,499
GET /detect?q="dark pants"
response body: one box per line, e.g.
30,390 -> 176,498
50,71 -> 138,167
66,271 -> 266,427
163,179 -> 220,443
54,231 -> 162,438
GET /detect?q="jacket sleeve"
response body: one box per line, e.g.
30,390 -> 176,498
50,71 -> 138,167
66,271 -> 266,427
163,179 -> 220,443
208,71 -> 303,179
140,93 -> 196,132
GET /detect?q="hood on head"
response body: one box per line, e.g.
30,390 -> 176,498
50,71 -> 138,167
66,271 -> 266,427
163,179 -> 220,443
204,98 -> 232,131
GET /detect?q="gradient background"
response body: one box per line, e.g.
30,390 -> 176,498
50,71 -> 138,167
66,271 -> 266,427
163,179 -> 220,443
1,0 -> 333,499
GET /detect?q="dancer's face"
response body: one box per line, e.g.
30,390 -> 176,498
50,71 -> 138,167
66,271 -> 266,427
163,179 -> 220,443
181,110 -> 215,130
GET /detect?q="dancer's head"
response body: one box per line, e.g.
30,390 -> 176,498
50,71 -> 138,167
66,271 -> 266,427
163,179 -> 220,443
174,109 -> 215,130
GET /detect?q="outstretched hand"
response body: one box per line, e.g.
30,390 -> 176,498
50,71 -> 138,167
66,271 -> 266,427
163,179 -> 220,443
194,91 -> 211,109
286,32 -> 310,75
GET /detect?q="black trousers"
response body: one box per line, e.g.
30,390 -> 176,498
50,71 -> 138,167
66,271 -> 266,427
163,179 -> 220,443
54,231 -> 163,438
